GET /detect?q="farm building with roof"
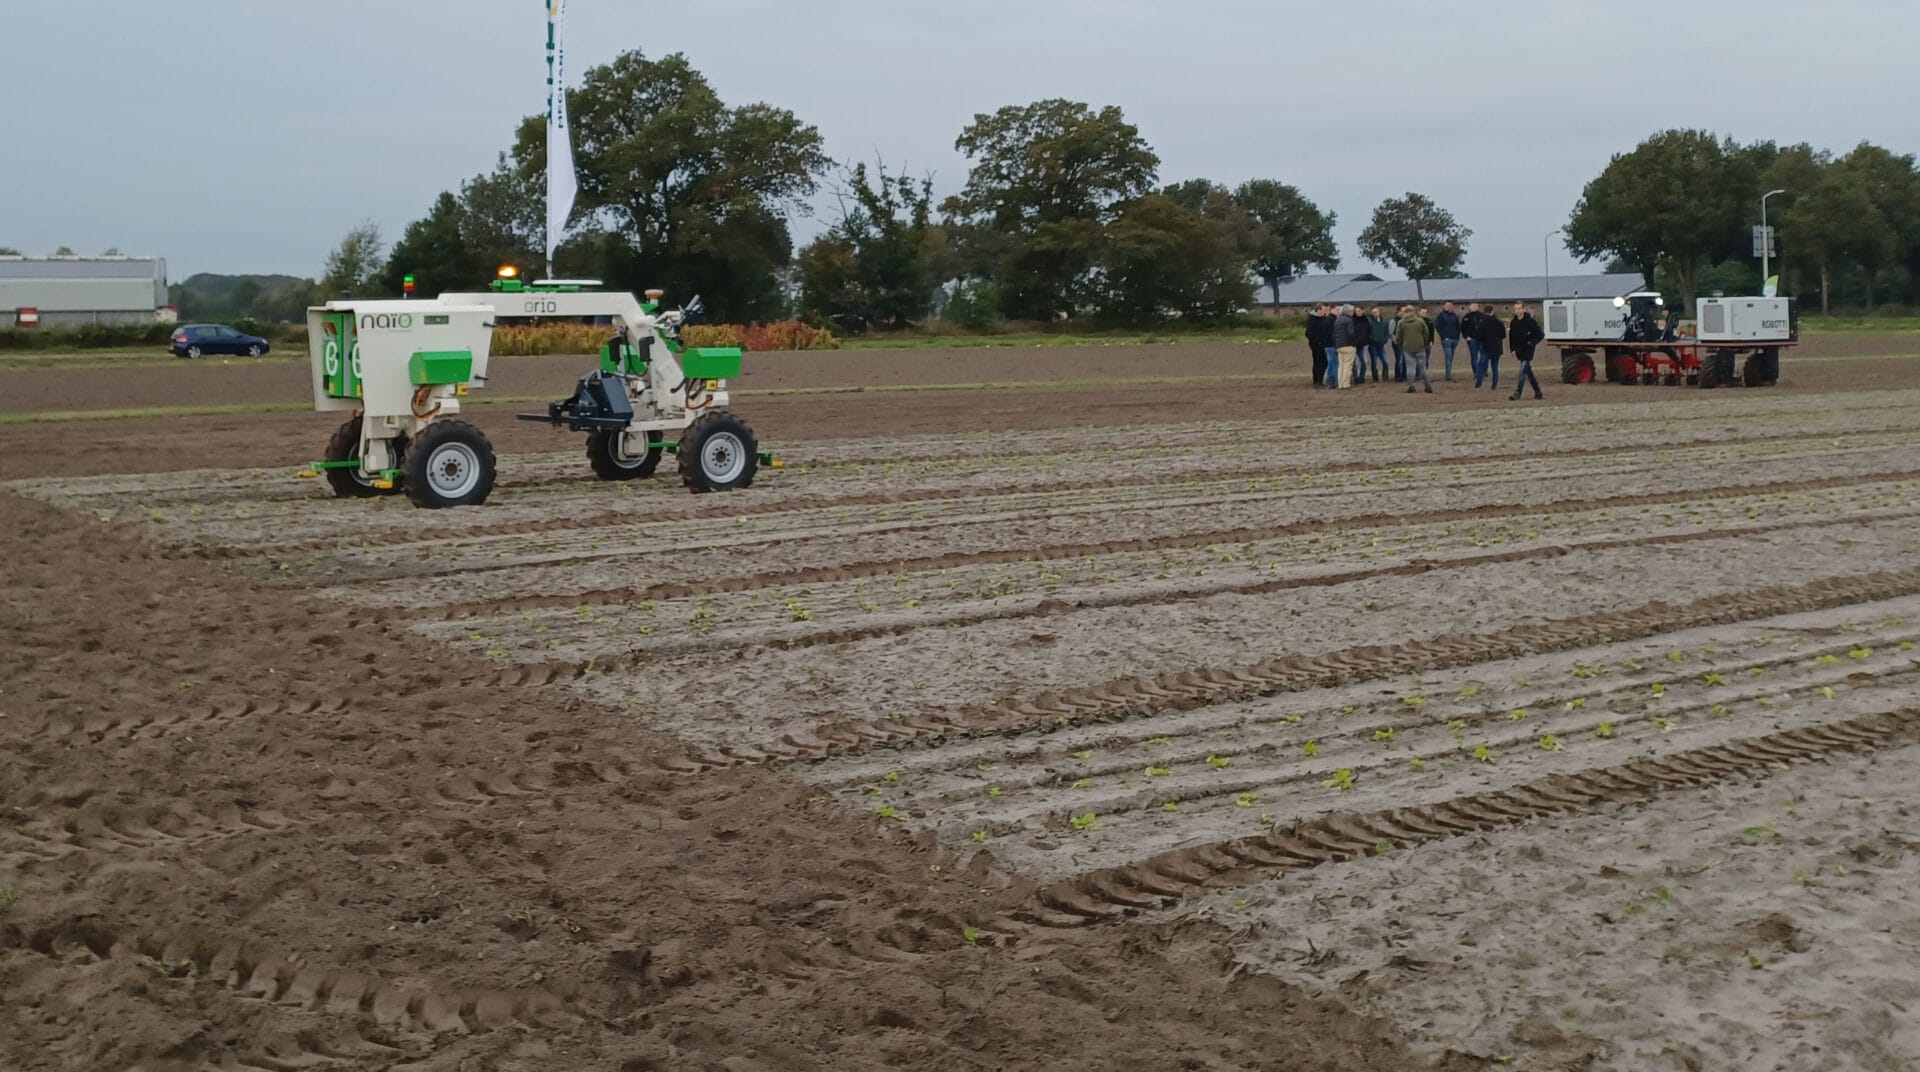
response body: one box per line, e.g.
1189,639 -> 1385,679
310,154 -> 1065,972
1255,271 -> 1648,313
0,256 -> 170,328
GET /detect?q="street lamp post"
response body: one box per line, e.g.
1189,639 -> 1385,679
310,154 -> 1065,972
1761,188 -> 1787,292
1544,227 -> 1564,303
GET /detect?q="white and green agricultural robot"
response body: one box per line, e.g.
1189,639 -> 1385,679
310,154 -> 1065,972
302,272 -> 769,509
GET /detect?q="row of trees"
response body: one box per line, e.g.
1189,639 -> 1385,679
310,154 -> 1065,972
332,51 -> 1914,329
1569,131 -> 1920,313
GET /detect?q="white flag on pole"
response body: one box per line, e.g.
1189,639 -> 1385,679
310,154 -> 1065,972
545,0 -> 577,277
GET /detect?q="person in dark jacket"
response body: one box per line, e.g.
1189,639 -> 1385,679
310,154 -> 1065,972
1462,303 -> 1487,386
1435,301 -> 1462,381
1305,303 -> 1331,387
1368,305 -> 1391,383
1475,307 -> 1507,390
1506,302 -> 1545,400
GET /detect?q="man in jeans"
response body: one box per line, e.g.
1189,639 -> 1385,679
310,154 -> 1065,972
1507,301 -> 1545,400
1462,303 -> 1487,385
1435,301 -> 1462,381
1395,304 -> 1434,393
1475,306 -> 1506,390
1331,304 -> 1361,388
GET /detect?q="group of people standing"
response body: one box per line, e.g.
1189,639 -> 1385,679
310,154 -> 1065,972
1304,300 -> 1546,400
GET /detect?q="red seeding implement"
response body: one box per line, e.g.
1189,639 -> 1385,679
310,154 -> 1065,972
1544,293 -> 1797,388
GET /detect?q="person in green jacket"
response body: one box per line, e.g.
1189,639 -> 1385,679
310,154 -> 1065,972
1394,304 -> 1435,393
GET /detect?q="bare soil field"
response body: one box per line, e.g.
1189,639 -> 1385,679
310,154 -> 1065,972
3,342 -> 1919,1071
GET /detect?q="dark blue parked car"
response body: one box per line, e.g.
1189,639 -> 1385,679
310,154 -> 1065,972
170,323 -> 270,358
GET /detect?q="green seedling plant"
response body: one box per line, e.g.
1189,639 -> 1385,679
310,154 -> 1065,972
1446,719 -> 1467,732
1070,812 -> 1099,832
1143,765 -> 1171,778
1321,768 -> 1355,792
1509,708 -> 1529,721
874,805 -> 899,819
1459,685 -> 1482,699
963,926 -> 983,944
1651,716 -> 1676,732
1850,647 -> 1873,660
1207,754 -> 1232,769
1374,840 -> 1392,856
1372,728 -> 1394,742
1072,778 -> 1093,790
1565,697 -> 1587,711
883,771 -> 900,783
1539,734 -> 1562,751
1162,802 -> 1179,813
1815,654 -> 1840,665
1473,745 -> 1494,764
971,830 -> 988,843
1070,750 -> 1091,760
1408,758 -> 1427,770
1702,673 -> 1726,687
1711,703 -> 1730,717
986,786 -> 1004,797
1235,793 -> 1258,808
1596,722 -> 1615,738
1817,686 -> 1836,700
1401,696 -> 1427,708
1302,740 -> 1319,757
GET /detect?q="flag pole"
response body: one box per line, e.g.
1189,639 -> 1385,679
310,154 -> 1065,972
544,1 -> 576,280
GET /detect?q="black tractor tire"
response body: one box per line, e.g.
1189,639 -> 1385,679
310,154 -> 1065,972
1744,347 -> 1780,387
403,419 -> 496,509
1560,350 -> 1595,385
323,414 -> 400,499
1603,347 -> 1629,384
677,410 -> 759,494
586,429 -> 662,480
1698,349 -> 1736,389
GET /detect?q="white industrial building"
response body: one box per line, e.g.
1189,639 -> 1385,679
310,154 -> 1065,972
1254,272 -> 1648,313
0,256 -> 171,328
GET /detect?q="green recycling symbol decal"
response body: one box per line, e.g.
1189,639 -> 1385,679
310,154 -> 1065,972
350,341 -> 362,379
323,338 -> 340,376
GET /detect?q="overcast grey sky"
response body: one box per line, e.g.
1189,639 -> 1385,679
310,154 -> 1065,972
4,0 -> 1915,282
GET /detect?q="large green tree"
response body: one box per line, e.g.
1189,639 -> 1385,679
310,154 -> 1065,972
319,221 -> 385,298
397,51 -> 826,319
1832,142 -> 1920,310
797,160 -> 947,332
1232,179 -> 1339,304
1784,167 -> 1892,315
945,99 -> 1159,320
1096,193 -> 1254,325
1565,130 -> 1753,310
1357,193 -> 1470,301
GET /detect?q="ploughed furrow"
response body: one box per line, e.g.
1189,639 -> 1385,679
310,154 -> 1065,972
17,693 -> 350,745
320,441 -> 1919,586
78,413 -> 1920,564
508,503 -> 1920,664
0,919 -> 570,1036
394,468 -> 1920,624
1008,707 -> 1920,928
656,566 -> 1920,771
807,620 -> 1920,801
919,655 -> 1920,864
137,421 -> 1920,560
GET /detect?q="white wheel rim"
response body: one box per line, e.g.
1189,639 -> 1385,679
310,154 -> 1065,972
426,441 -> 481,498
701,431 -> 746,483
613,434 -> 653,468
